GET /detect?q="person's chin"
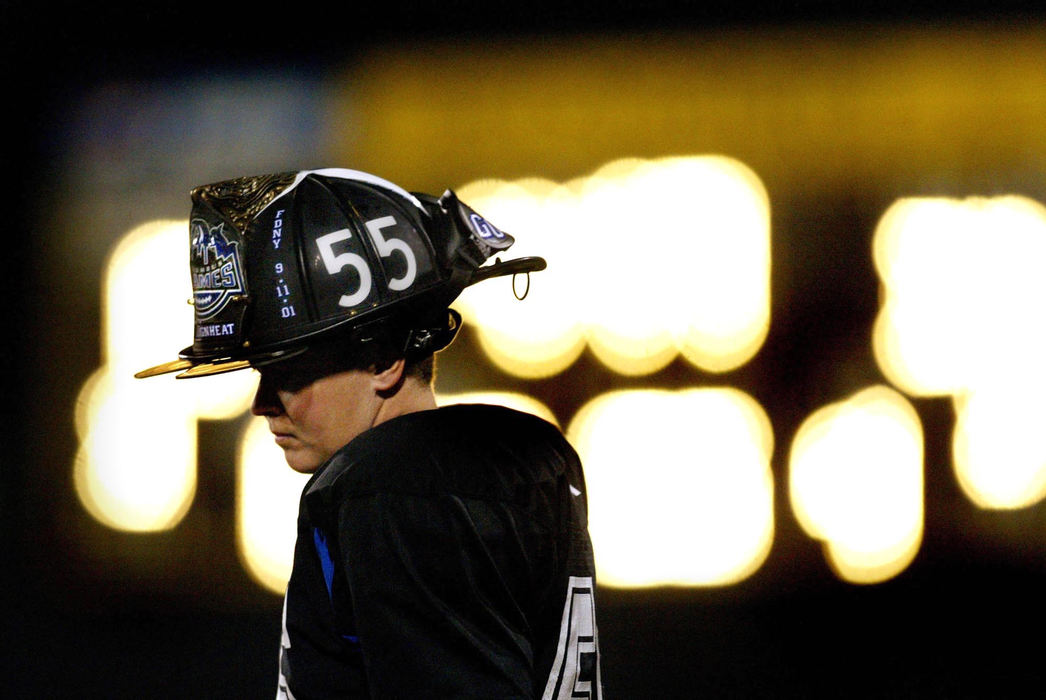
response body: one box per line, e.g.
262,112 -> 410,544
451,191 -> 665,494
282,447 -> 324,474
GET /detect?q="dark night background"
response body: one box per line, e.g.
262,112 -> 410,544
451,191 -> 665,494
5,2 -> 1046,697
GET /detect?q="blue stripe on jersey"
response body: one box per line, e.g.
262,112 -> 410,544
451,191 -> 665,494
312,527 -> 360,644
312,527 -> 336,596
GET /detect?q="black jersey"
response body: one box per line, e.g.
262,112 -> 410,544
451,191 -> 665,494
277,403 -> 602,699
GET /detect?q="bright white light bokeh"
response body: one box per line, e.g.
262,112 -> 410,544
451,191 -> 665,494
74,220 -> 255,532
456,156 -> 771,378
874,195 -> 1046,396
952,382 -> 1046,509
74,368 -> 198,531
567,388 -> 775,587
789,385 -> 923,584
237,417 -> 311,593
873,195 -> 1046,510
454,178 -> 589,378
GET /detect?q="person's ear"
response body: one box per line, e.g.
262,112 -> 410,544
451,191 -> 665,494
371,357 -> 406,393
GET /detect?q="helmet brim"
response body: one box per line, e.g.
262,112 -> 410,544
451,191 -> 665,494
134,345 -> 309,380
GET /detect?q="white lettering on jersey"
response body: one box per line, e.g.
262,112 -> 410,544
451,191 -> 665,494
541,576 -> 602,700
276,595 -> 297,700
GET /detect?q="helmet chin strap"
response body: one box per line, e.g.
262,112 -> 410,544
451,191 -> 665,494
403,309 -> 462,357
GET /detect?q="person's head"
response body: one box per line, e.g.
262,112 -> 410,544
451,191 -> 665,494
135,167 -> 544,465
249,329 -> 437,472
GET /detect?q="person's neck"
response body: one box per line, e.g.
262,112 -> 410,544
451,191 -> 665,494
373,378 -> 437,428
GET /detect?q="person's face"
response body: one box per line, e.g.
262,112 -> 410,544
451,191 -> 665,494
250,354 -> 381,473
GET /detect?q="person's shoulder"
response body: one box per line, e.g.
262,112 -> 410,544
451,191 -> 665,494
361,402 -> 564,449
312,403 -> 574,503
429,402 -> 562,435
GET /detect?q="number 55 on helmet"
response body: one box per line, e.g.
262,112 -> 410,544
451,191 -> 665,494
135,168 -> 545,379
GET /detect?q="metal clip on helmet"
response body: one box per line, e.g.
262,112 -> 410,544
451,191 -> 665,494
135,168 -> 545,379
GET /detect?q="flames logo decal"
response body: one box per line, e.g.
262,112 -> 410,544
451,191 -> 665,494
190,218 -> 245,320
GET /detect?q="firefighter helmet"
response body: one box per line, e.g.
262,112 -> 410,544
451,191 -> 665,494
135,168 -> 543,379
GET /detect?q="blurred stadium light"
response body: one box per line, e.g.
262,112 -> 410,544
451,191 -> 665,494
75,220 -> 254,532
568,388 -> 775,587
873,196 -> 1046,509
789,385 -> 924,584
455,156 -> 771,377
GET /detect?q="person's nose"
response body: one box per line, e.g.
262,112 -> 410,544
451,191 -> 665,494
251,372 -> 284,416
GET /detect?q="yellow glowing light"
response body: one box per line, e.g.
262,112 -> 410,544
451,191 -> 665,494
436,391 -> 558,425
105,219 -> 256,417
104,220 -> 190,376
952,382 -> 1046,509
873,195 -> 1046,396
455,179 -> 588,378
74,369 -> 197,531
237,417 -> 311,594
567,388 -> 774,588
576,161 -> 679,376
75,220 -> 256,533
873,195 -> 1046,511
789,386 -> 923,584
456,156 -> 771,378
605,156 -> 772,374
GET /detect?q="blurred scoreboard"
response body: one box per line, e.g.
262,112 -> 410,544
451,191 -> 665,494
49,24 -> 1046,603
76,159 -> 1046,594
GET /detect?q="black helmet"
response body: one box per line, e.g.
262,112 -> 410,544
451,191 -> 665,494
136,168 -> 544,379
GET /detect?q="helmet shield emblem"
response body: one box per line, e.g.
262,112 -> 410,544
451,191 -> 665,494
188,201 -> 249,356
190,217 -> 245,320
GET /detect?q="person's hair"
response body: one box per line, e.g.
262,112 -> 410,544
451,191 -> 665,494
312,325 -> 437,386
406,354 -> 435,384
